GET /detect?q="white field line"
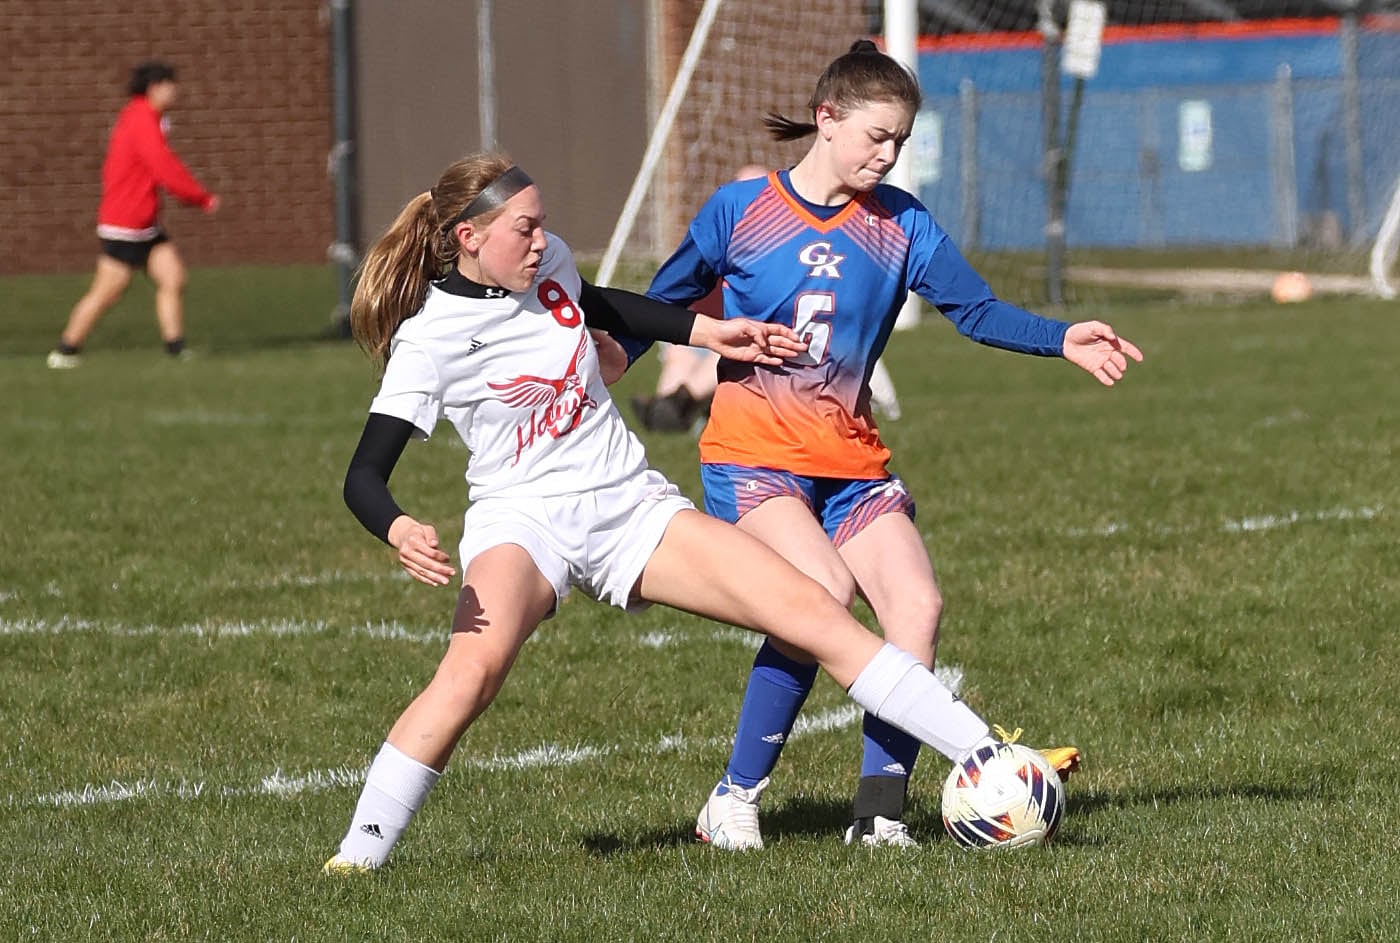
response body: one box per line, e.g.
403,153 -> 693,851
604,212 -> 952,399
1063,504 -> 1382,539
219,569 -> 409,591
12,678 -> 964,811
0,617 -> 447,645
13,705 -> 867,810
144,409 -> 273,426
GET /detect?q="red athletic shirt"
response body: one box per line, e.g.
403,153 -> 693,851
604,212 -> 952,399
96,95 -> 213,239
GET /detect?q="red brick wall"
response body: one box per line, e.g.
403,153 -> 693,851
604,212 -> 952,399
0,0 -> 332,274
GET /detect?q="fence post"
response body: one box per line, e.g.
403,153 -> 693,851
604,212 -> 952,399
1271,64 -> 1299,249
329,0 -> 359,338
959,78 -> 979,250
1340,5 -> 1367,244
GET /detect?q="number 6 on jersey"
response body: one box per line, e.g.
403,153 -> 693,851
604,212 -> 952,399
792,291 -> 833,366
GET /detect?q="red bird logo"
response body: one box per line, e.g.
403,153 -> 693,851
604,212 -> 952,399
488,331 -> 597,463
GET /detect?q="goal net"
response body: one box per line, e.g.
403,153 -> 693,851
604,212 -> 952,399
596,0 -> 871,288
604,0 -> 1400,304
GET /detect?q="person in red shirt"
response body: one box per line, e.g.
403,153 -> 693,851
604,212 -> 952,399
48,61 -> 220,369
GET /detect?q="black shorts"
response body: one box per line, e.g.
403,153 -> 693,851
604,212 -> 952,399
100,232 -> 170,270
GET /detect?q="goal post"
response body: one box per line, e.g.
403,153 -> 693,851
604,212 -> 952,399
1371,173 -> 1400,299
595,0 -> 871,288
595,0 -> 725,288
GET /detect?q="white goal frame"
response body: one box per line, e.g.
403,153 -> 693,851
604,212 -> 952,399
1370,172 -> 1400,299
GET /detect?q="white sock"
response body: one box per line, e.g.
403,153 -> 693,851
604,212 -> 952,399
868,358 -> 901,420
336,741 -> 441,868
847,643 -> 990,761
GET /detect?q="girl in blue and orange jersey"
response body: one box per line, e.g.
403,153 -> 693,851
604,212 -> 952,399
648,39 -> 1142,849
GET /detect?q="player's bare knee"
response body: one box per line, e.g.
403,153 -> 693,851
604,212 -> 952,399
809,565 -> 856,609
430,656 -> 507,719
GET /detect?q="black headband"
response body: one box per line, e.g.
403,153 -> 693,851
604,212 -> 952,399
443,166 -> 534,230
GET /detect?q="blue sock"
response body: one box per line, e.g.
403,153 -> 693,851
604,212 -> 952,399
722,640 -> 818,788
860,713 -> 922,782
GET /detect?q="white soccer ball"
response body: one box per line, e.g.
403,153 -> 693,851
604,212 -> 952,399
941,741 -> 1065,849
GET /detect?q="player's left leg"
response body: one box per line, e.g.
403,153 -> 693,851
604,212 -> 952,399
146,241 -> 190,355
838,511 -> 941,846
326,545 -> 555,872
52,255 -> 135,364
695,495 -> 847,849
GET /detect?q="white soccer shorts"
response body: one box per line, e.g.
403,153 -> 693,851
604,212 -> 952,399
457,468 -> 694,611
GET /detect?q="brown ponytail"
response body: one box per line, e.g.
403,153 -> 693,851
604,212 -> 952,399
764,39 -> 922,142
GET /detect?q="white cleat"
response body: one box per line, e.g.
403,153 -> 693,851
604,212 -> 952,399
696,776 -> 769,850
844,815 -> 919,848
46,350 -> 81,370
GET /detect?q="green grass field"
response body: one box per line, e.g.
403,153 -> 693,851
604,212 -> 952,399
3,263 -> 1397,941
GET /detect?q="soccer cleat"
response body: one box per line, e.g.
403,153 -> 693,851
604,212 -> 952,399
695,776 -> 768,850
1038,746 -> 1081,781
46,349 -> 81,369
993,724 -> 1081,783
844,815 -> 919,848
321,854 -> 374,875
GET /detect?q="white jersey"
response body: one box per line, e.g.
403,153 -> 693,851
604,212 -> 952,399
368,233 -> 650,502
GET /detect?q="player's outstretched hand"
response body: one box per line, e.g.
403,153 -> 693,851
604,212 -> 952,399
387,515 -> 456,587
589,329 -> 628,386
1062,320 -> 1144,387
690,317 -> 806,366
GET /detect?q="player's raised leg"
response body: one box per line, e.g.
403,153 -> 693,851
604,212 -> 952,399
637,511 -> 993,760
845,516 -> 1078,788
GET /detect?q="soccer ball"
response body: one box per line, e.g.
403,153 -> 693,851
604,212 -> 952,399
1271,271 -> 1313,303
941,741 -> 1065,849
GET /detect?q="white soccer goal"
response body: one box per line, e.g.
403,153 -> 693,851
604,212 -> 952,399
606,1 -> 1400,307
1371,173 -> 1400,299
595,0 -> 874,288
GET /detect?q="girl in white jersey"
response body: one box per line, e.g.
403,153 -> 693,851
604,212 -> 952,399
324,153 -> 1061,872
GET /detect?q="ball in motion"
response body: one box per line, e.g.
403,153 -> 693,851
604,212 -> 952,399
941,741 -> 1065,849
1271,271 -> 1313,304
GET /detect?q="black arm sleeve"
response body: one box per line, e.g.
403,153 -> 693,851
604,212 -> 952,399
343,413 -> 415,545
578,280 -> 696,345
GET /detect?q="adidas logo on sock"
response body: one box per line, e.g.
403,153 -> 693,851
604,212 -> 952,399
761,733 -> 787,744
360,823 -> 384,840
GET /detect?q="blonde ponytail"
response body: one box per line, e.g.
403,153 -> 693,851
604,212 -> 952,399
350,152 -> 517,372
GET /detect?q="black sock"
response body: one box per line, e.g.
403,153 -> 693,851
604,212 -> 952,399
57,342 -> 80,355
851,774 -> 909,824
165,338 -> 186,356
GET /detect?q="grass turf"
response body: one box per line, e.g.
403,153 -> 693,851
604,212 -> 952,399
2,262 -> 1397,941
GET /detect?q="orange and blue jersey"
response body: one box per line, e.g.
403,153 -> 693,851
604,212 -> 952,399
647,170 -> 1070,479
